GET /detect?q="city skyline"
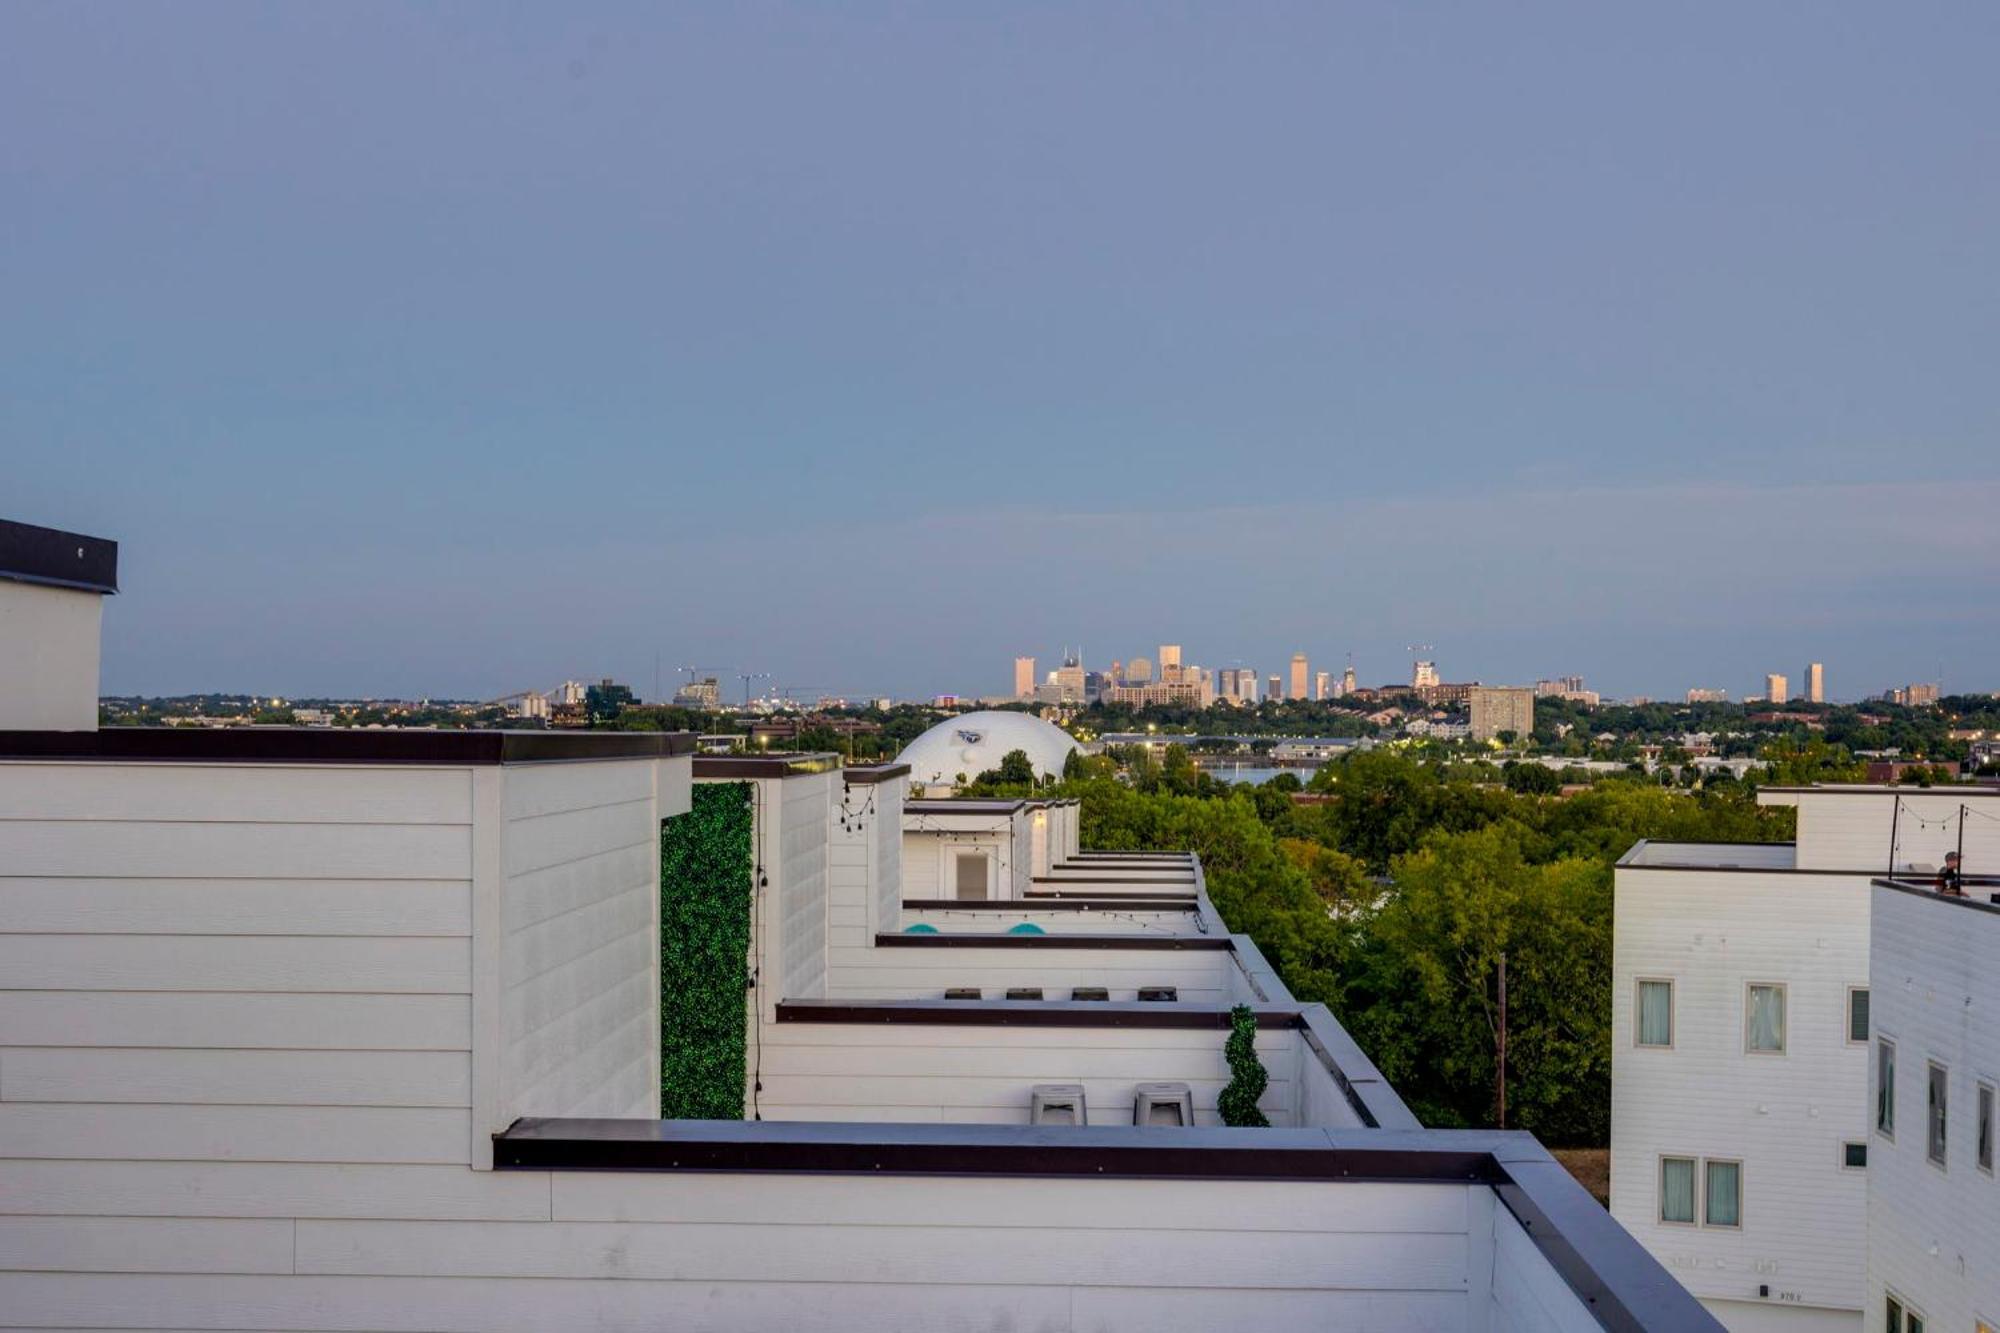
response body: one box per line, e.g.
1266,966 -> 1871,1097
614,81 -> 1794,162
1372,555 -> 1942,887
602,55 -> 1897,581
10,6 -> 1999,703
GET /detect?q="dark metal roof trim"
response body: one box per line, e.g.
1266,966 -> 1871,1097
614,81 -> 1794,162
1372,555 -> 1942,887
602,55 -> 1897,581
873,931 -> 1229,951
693,753 -> 845,778
776,999 -> 1296,1028
899,898 -> 1197,913
842,763 -> 911,784
0,518 -> 118,594
0,728 -> 696,765
491,1120 -> 1722,1332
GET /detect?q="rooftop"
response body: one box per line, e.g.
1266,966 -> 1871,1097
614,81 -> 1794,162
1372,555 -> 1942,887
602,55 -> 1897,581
1617,840 -> 1798,871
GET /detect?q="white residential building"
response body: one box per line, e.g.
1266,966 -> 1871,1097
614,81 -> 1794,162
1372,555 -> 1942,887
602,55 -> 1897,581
1865,876 -> 2000,1333
1613,786 -> 2000,1332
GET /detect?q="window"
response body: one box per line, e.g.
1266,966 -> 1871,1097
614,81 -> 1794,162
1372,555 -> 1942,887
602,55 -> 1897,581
1636,979 -> 1673,1048
1927,1061 -> 1948,1168
953,851 -> 989,901
1659,1156 -> 1696,1224
1877,1039 -> 1896,1138
1746,983 -> 1787,1054
1848,987 -> 1870,1043
1841,1141 -> 1867,1170
1703,1159 -> 1741,1228
1979,1081 -> 1994,1175
1886,1296 -> 1926,1333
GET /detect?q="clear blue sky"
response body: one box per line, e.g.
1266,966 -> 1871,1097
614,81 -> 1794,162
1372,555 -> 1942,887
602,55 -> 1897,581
8,4 -> 1996,703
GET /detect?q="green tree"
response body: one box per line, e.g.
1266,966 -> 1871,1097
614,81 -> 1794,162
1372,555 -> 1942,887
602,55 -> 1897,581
994,748 -> 1037,786
1218,1005 -> 1272,1127
1346,824 -> 1611,1144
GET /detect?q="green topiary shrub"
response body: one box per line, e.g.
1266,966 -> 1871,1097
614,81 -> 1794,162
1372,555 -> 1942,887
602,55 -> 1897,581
659,782 -> 754,1118
1218,1003 -> 1271,1127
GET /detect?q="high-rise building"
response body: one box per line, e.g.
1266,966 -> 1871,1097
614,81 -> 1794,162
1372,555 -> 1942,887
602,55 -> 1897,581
1340,663 -> 1357,696
1125,656 -> 1153,685
1013,656 -> 1036,699
1267,674 -> 1283,702
1158,645 -> 1182,676
1685,688 -> 1730,704
1468,686 -> 1534,742
1765,673 -> 1790,705
1805,662 -> 1825,704
1412,660 -> 1440,690
1053,656 -> 1085,704
1290,653 -> 1309,702
1315,670 -> 1332,701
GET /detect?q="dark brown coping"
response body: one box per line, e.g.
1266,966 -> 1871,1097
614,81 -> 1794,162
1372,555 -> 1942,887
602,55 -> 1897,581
694,752 -> 844,778
0,517 -> 118,595
905,799 -> 1028,814
0,728 -> 696,765
875,932 -> 1228,951
842,763 -> 911,784
1874,877 -> 2000,916
900,898 -> 1197,912
777,999 -> 1297,1028
1034,874 -> 1196,884
490,1120 -> 1722,1332
1026,889 -> 1196,901
1761,784 -> 2000,797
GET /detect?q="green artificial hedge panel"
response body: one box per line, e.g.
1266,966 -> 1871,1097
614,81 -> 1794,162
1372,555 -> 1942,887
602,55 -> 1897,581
660,781 -> 754,1119
1218,1003 -> 1272,1128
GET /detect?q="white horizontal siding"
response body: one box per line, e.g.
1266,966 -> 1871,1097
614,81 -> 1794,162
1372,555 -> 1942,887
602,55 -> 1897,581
0,1218 -> 297,1275
0,934 -> 470,993
0,1048 -> 470,1107
757,1022 -> 1298,1126
0,992 -> 470,1050
0,820 -> 469,880
1866,887 -> 2000,1333
0,1104 -> 470,1163
1609,865 -> 1869,1316
0,1160 -> 552,1220
0,879 -> 469,935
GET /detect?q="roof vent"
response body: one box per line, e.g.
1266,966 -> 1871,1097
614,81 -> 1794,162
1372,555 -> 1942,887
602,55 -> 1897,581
944,987 -> 981,1000
1134,1082 -> 1195,1127
1137,985 -> 1178,1002
1030,1083 -> 1087,1126
1006,987 -> 1044,1001
1070,986 -> 1109,1001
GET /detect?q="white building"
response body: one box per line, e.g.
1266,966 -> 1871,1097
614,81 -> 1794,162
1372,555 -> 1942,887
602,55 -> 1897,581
896,709 -> 1078,794
0,516 -> 1718,1331
1613,786 -> 2000,1332
0,518 -> 117,731
1865,875 -> 2000,1333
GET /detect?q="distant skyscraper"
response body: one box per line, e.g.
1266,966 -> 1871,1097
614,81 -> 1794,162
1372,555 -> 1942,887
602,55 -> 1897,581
1412,660 -> 1440,690
1805,662 -> 1825,704
1013,656 -> 1036,699
1290,653 -> 1309,701
1267,674 -> 1283,702
1764,673 -> 1790,705
1158,645 -> 1181,673
1315,670 -> 1331,701
1127,656 -> 1154,685
1685,688 -> 1729,704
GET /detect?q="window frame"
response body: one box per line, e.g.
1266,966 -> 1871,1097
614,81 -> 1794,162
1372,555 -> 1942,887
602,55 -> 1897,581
1657,1154 -> 1698,1227
1634,976 -> 1675,1049
1701,1156 -> 1743,1230
1877,1037 -> 1897,1141
1744,981 -> 1788,1055
1926,1059 -> 1948,1171
1839,1140 -> 1867,1171
1978,1079 -> 1995,1176
1847,985 -> 1870,1045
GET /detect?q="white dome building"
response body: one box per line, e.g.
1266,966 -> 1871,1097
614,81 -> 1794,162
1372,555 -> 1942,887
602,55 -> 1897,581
897,710 -> 1079,792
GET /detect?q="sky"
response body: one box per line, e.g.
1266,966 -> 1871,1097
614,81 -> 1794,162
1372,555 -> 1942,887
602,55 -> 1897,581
7,4 -> 1997,704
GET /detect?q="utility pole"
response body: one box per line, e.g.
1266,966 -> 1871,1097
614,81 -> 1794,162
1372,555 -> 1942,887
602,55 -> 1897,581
1496,951 -> 1509,1130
